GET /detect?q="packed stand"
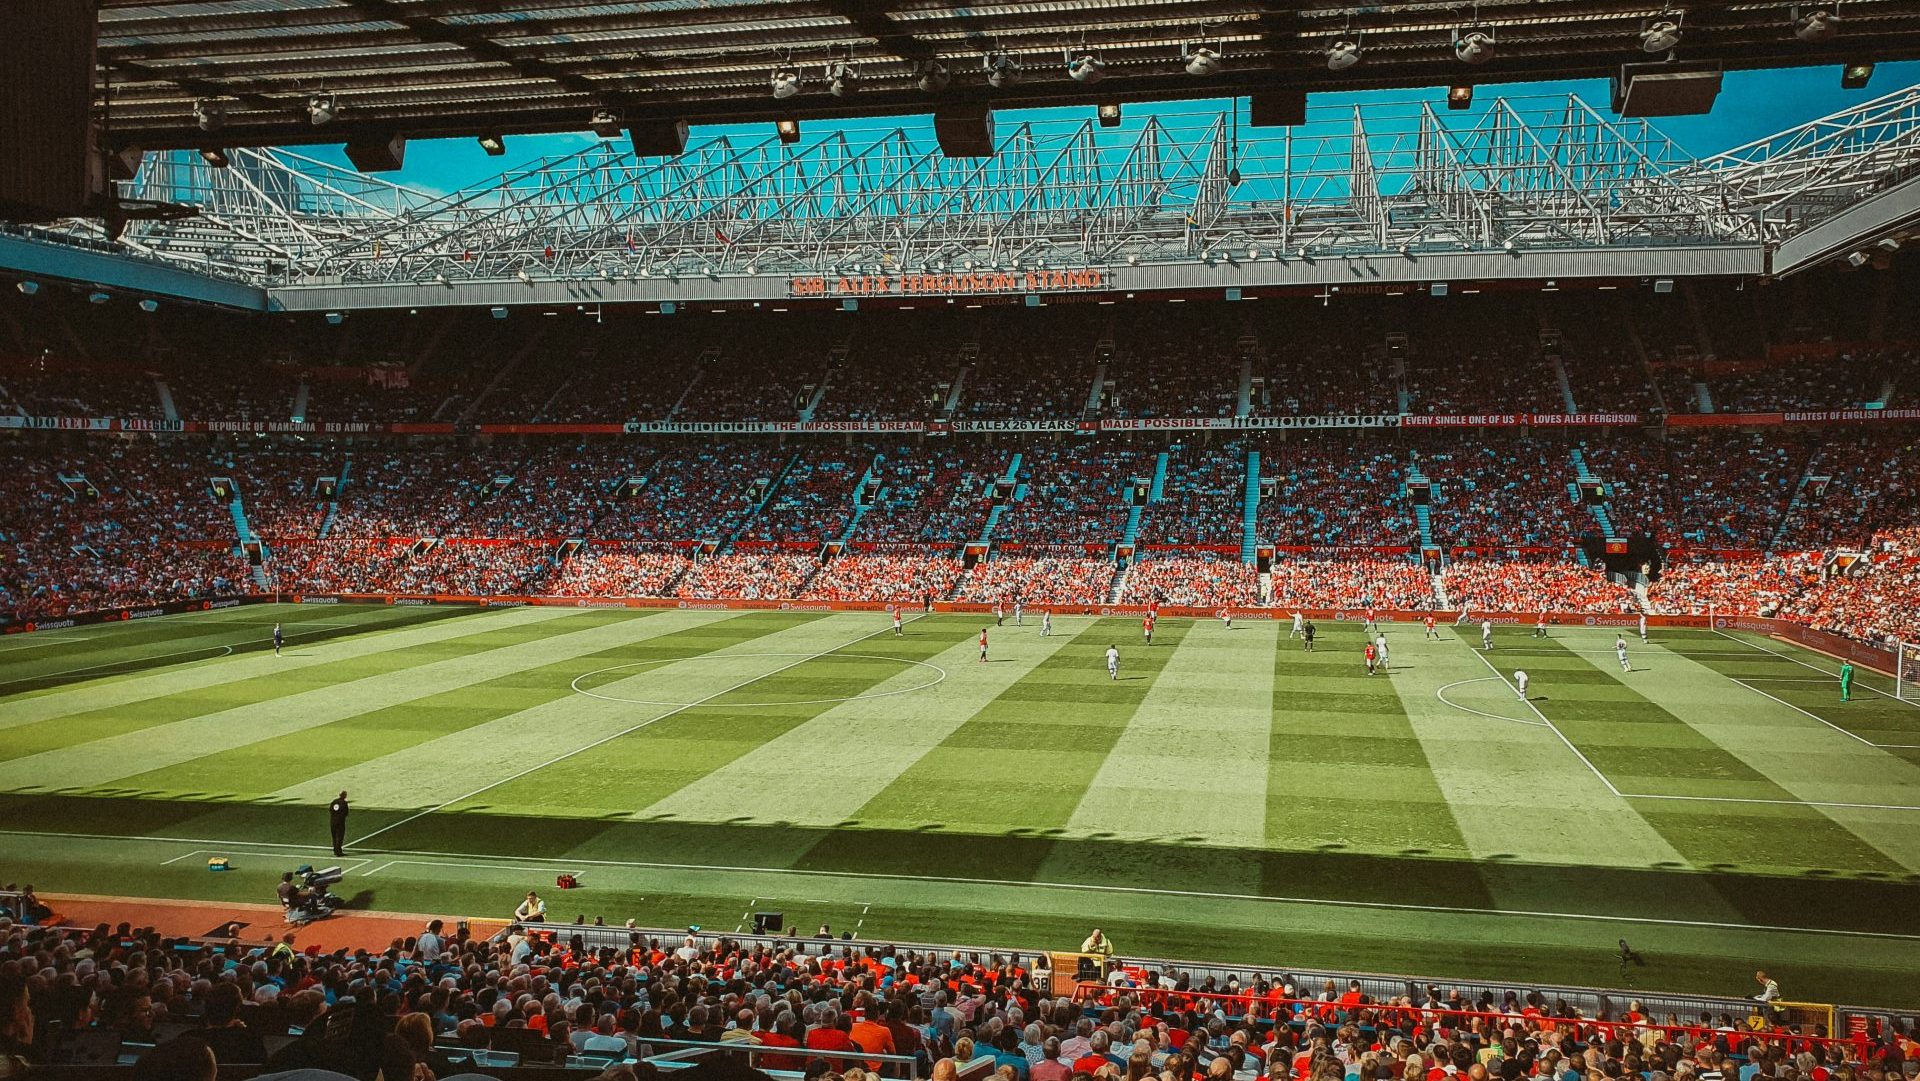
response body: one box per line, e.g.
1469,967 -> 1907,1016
1257,441 -> 1412,549
1421,440 -> 1581,550
1444,557 -> 1638,615
677,553 -> 818,600
737,450 -> 870,544
1772,435 -> 1920,552
1403,302 -> 1560,415
852,447 -> 1008,546
1103,311 -> 1240,420
1647,557 -> 1815,617
1550,296 -> 1659,414
813,319 -> 960,422
240,449 -> 340,541
592,445 -> 789,544
539,545 -> 694,598
2,904 -> 1901,1081
1708,347 -> 1906,413
1268,558 -> 1435,609
163,363 -> 296,423
1137,444 -> 1247,547
675,352 -> 814,422
1789,525 -> 1920,646
0,358 -> 163,420
803,554 -> 967,602
993,445 -> 1151,548
958,556 -> 1116,605
1121,552 -> 1258,606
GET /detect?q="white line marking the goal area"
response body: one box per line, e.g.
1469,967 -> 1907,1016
1711,629 -> 1920,710
1728,677 -> 1920,750
1465,637 -> 1920,812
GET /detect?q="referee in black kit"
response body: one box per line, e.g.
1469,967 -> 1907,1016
329,791 -> 350,856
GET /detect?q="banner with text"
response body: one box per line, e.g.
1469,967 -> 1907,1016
789,268 -> 1110,299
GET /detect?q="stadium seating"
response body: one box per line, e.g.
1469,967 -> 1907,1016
1121,552 -> 1258,606
1267,558 -> 1435,609
5,906 -> 1889,1081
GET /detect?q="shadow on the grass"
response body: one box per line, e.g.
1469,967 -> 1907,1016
4,791 -> 1919,939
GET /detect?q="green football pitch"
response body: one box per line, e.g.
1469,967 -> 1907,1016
3,603 -> 1919,1007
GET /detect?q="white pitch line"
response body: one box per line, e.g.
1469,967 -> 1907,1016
1434,677 -> 1548,727
345,613 -> 928,848
0,622 -> 371,689
1729,678 -> 1920,750
8,825 -> 1920,941
1712,629 -> 1920,710
1464,644 -> 1624,796
0,636 -> 94,652
3,644 -> 236,687
1627,792 -> 1920,813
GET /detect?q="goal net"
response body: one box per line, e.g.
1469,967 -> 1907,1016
1899,641 -> 1920,702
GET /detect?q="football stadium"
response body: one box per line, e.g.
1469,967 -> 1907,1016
4,2 -> 1920,1079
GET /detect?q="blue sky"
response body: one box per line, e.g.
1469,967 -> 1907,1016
298,61 -> 1919,195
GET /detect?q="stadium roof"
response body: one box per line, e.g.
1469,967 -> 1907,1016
99,0 -> 1920,152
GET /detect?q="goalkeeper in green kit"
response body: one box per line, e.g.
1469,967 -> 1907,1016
1839,660 -> 1854,702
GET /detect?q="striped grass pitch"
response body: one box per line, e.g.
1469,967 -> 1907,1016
3,603 -> 1920,1006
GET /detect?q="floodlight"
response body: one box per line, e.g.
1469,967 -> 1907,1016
1640,18 -> 1683,53
1842,60 -> 1874,89
478,134 -> 506,156
771,64 -> 803,99
1184,45 -> 1222,77
1793,6 -> 1839,42
15,281 -> 39,296
916,59 -> 951,93
985,53 -> 1021,88
1096,102 -> 1122,127
1447,82 -> 1474,109
517,269 -> 533,283
199,148 -> 230,168
139,299 -> 159,313
193,98 -> 224,132
1066,52 -> 1106,84
827,61 -> 859,97
776,118 -> 801,144
307,94 -> 337,125
1326,38 -> 1362,71
1846,250 -> 1869,267
1453,29 -> 1495,64
589,110 -> 621,137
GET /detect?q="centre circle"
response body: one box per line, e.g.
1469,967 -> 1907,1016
569,651 -> 947,708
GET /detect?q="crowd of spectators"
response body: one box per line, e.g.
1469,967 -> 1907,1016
852,447 -> 1009,546
541,547 -> 695,598
1138,446 -> 1246,547
1122,553 -> 1258,606
1790,526 -> 1920,646
1102,314 -> 1240,420
1771,436 -> 1920,553
6,902 -> 1913,1081
1646,557 -> 1814,618
957,557 -> 1118,606
677,554 -> 820,601
0,358 -> 166,420
1421,441 -> 1581,550
594,447 -> 788,544
803,554 -> 967,603
1442,558 -> 1637,615
1255,442 -> 1412,549
1402,304 -> 1560,416
737,451 -> 871,544
1267,558 -> 1435,610
992,446 -> 1149,547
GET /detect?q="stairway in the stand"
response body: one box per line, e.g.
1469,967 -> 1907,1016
291,380 -> 311,423
974,451 -> 1022,545
1107,564 -> 1130,604
156,379 -> 180,423
1693,381 -> 1715,414
1407,458 -> 1436,552
1240,449 -> 1261,562
1569,447 -> 1617,539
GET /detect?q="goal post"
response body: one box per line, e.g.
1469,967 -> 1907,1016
1898,641 -> 1920,702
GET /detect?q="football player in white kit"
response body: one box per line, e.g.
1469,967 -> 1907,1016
1481,619 -> 1494,651
1515,669 -> 1530,699
1106,643 -> 1120,680
1616,634 -> 1631,672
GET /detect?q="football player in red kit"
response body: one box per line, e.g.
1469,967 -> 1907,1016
978,628 -> 988,662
